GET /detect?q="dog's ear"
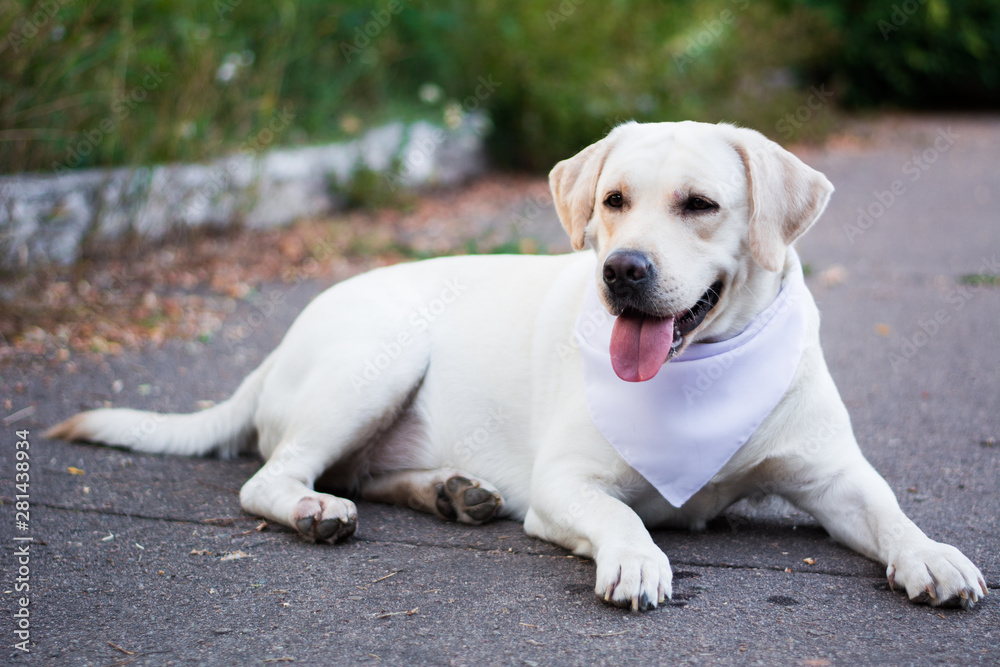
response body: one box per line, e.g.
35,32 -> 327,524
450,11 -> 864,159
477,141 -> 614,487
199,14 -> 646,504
549,130 -> 621,251
727,126 -> 834,272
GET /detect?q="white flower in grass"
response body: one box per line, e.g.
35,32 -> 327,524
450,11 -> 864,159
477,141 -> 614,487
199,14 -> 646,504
216,51 -> 254,84
419,83 -> 443,105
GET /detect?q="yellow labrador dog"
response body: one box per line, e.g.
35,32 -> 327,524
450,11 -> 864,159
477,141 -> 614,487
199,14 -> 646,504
49,121 -> 986,611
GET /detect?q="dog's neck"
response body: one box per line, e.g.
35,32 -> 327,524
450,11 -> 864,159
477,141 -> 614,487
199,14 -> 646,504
696,248 -> 797,345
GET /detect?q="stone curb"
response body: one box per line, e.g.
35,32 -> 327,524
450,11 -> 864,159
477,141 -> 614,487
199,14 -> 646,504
0,116 -> 489,269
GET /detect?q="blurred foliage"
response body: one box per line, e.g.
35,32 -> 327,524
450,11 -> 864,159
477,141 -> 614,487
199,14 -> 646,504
415,0 -> 837,169
804,0 -> 1000,108
0,0 -> 996,175
333,162 -> 414,211
0,0 -> 430,173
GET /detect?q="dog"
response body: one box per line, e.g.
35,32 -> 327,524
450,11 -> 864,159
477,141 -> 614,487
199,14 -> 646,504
48,121 -> 987,611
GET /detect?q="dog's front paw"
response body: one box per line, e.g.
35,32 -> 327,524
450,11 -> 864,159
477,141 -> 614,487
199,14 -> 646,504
293,494 -> 358,544
887,541 -> 988,609
594,543 -> 673,611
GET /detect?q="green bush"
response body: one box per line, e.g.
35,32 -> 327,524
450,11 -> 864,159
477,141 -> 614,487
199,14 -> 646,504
804,0 -> 1000,108
0,0 -> 432,173
5,0 -> 991,176
389,0 -> 838,168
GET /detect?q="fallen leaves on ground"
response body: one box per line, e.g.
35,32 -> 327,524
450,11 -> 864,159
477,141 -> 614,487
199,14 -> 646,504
0,174 -> 550,367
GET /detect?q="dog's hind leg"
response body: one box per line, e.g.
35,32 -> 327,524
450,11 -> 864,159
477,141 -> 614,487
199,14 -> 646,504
239,437 -> 361,543
240,311 -> 434,542
361,469 -> 503,524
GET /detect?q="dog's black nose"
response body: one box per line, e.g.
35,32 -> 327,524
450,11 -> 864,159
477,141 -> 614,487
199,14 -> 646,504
603,251 -> 653,296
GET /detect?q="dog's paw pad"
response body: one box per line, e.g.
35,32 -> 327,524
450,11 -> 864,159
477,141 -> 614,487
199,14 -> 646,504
292,495 -> 357,544
295,516 -> 316,534
436,475 -> 503,525
316,517 -> 343,541
462,486 -> 500,522
445,475 -> 469,495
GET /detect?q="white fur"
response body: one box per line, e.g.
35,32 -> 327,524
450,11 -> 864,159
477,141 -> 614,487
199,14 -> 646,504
48,121 -> 987,611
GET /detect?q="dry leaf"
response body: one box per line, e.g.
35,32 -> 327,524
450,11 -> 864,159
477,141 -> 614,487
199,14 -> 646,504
0,175 -> 552,369
818,265 -> 847,287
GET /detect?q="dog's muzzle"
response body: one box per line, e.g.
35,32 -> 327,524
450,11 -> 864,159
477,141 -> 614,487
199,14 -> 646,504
602,251 -> 723,382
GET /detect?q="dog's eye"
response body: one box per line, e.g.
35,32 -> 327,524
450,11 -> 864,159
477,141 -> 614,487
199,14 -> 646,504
604,193 -> 624,209
685,196 -> 717,212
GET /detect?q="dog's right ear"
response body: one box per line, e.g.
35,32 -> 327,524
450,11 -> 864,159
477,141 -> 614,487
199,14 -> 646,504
548,130 -> 621,251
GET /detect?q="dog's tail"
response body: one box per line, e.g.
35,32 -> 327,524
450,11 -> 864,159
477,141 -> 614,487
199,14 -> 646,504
45,352 -> 276,458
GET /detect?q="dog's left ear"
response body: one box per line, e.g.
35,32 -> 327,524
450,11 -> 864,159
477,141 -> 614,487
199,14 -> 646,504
549,127 -> 624,251
725,125 -> 834,272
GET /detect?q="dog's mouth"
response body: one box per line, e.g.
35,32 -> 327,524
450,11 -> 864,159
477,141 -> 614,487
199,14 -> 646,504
609,280 -> 724,383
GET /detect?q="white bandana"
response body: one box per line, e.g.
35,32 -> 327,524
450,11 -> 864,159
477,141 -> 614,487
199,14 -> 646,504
575,252 -> 808,508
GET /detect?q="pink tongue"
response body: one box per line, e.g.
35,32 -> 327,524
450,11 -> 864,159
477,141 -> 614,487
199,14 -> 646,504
610,313 -> 676,382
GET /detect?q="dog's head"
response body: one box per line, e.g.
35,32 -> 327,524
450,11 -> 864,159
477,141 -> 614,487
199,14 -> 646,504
549,121 -> 833,382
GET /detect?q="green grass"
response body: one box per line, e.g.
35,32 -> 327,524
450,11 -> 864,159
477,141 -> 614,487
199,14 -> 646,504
960,274 -> 1000,286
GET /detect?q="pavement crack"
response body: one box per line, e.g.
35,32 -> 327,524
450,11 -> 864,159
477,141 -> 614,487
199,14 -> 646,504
38,501 -> 244,527
670,559 -> 873,580
352,535 -> 561,557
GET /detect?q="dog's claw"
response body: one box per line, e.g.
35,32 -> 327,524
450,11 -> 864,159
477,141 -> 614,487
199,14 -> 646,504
595,547 -> 670,612
887,543 -> 986,610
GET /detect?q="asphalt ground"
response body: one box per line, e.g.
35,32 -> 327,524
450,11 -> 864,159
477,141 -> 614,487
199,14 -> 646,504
2,116 -> 998,665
